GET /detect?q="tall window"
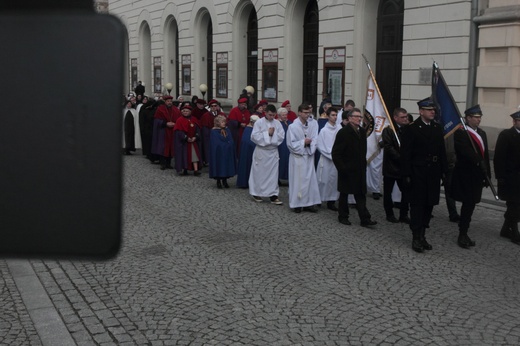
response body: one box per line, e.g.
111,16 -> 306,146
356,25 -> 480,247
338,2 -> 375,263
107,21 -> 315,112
303,0 -> 319,111
247,10 -> 258,101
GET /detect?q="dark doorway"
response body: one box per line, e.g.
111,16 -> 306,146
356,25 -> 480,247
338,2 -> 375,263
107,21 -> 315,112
303,0 -> 319,112
247,10 -> 258,103
376,0 -> 404,116
206,19 -> 213,100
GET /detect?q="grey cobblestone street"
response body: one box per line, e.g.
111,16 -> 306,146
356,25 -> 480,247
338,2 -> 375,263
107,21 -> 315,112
2,152 -> 520,345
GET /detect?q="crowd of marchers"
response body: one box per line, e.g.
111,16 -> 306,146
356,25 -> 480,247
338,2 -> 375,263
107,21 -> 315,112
122,85 -> 520,254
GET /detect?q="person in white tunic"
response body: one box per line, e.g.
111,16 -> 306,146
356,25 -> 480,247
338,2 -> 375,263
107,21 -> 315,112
317,107 -> 341,210
249,105 -> 285,205
286,103 -> 322,213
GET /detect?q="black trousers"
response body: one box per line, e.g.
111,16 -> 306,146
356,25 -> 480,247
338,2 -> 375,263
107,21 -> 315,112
383,176 -> 409,218
338,192 -> 371,222
505,201 -> 520,223
410,204 -> 434,240
459,202 -> 476,232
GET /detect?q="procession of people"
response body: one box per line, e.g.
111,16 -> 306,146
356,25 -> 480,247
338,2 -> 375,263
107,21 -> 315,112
122,89 -> 520,253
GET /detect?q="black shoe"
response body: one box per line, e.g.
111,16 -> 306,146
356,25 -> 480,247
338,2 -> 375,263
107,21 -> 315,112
303,206 -> 318,213
449,215 -> 461,222
181,170 -> 189,175
421,238 -> 433,250
166,164 -> 174,169
327,202 -> 338,211
458,235 -> 471,249
399,216 -> 411,224
361,220 -> 377,227
510,227 -> 520,245
222,180 -> 229,188
216,180 -> 223,189
412,239 -> 424,253
194,170 -> 201,176
466,234 -> 476,247
372,193 -> 381,200
386,216 -> 399,223
500,223 -> 512,239
338,218 -> 351,225
294,207 -> 302,213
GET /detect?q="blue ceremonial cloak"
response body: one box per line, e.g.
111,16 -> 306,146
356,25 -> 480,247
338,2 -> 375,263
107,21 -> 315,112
209,128 -> 237,179
235,126 -> 255,188
278,120 -> 292,180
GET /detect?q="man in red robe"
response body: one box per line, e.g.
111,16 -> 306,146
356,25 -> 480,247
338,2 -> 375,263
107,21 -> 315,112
282,100 -> 298,122
228,97 -> 251,154
174,104 -> 202,176
151,95 -> 181,170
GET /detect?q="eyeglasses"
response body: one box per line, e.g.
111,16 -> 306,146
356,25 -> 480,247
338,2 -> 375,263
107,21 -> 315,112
350,115 -> 362,118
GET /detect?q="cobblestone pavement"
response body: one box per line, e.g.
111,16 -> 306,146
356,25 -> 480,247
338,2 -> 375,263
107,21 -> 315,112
2,152 -> 520,345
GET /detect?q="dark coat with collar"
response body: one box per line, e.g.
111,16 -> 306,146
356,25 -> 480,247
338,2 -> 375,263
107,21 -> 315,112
451,126 -> 490,203
332,123 -> 367,194
400,118 -> 448,205
382,124 -> 406,178
494,127 -> 520,202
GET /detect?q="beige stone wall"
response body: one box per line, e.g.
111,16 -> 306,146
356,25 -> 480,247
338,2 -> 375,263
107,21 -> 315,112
476,1 -> 520,150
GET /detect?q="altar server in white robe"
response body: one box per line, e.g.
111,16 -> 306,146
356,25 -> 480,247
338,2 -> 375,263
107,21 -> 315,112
317,107 -> 341,211
249,104 -> 285,204
286,103 -> 322,213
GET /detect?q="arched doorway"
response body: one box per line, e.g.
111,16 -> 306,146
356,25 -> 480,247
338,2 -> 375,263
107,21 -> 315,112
247,10 -> 258,102
139,22 -> 152,95
376,0 -> 404,115
302,0 -> 318,111
165,17 -> 179,98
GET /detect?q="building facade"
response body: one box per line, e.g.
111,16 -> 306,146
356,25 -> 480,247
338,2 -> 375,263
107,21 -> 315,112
107,0 -> 520,149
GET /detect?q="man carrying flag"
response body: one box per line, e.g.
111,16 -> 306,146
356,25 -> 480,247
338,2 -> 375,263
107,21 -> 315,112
432,62 -> 497,248
450,105 -> 491,249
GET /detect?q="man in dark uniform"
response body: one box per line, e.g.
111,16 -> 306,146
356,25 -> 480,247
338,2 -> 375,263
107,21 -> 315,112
382,107 -> 410,223
134,81 -> 145,97
494,110 -> 520,245
451,105 -> 491,248
400,97 -> 448,253
332,108 -> 377,227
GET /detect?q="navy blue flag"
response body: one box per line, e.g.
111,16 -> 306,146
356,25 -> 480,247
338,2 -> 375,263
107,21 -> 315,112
431,63 -> 462,138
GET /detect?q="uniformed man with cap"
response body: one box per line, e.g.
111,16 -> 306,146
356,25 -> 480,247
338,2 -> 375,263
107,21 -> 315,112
450,105 -> 491,249
494,109 -> 520,245
400,97 -> 448,253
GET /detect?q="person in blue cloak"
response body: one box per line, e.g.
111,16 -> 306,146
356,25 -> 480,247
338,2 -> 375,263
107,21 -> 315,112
209,115 -> 237,188
277,107 -> 292,184
236,115 -> 259,188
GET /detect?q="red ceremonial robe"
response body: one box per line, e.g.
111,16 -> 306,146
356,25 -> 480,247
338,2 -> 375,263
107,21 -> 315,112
228,106 -> 251,154
153,104 -> 181,157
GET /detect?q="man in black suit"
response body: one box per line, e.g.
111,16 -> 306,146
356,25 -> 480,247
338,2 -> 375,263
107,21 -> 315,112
494,110 -> 520,245
382,107 -> 410,224
134,80 -> 145,97
451,105 -> 491,249
332,108 -> 377,227
400,97 -> 448,253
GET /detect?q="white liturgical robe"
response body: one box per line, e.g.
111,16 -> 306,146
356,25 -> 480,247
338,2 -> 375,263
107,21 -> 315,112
249,117 -> 285,197
286,118 -> 322,208
316,121 -> 340,202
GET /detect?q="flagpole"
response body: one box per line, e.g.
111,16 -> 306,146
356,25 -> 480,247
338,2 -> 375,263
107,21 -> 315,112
362,54 -> 399,146
433,62 -> 499,200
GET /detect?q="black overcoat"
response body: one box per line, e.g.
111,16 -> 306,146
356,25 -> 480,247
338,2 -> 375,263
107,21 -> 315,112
400,118 -> 448,205
451,127 -> 490,203
382,125 -> 404,178
494,127 -> 520,202
331,124 -> 367,194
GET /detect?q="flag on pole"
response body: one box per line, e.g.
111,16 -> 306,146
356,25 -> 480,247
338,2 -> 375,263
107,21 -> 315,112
364,73 -> 391,163
431,62 -> 463,138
